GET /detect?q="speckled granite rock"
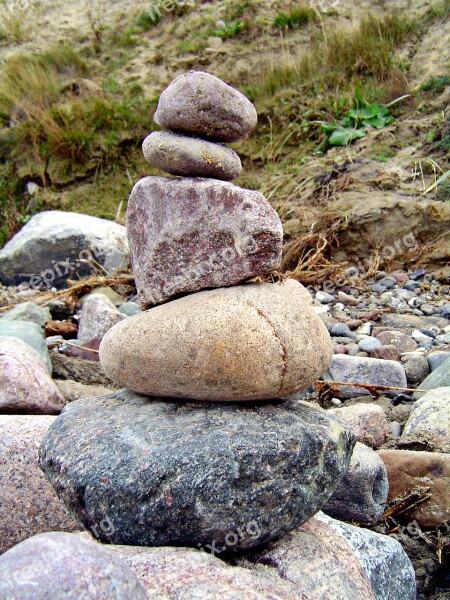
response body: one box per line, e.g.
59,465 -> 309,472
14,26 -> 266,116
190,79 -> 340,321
323,442 -> 389,525
238,513 -> 377,600
142,130 -> 242,180
378,449 -> 450,528
0,532 -> 147,599
0,337 -> 65,414
316,513 -> 416,600
100,282 -> 333,401
324,355 -> 407,398
402,387 -> 450,453
107,543 -> 298,599
0,415 -> 79,554
39,390 -> 355,550
77,293 -> 126,344
154,71 -> 257,142
328,403 -> 389,448
0,320 -> 51,373
127,177 -> 283,308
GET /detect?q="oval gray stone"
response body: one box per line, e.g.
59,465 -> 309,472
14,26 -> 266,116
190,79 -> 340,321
127,176 -> 283,308
99,282 -> 333,401
402,387 -> 450,452
39,390 -> 356,551
323,442 -> 389,524
154,71 -> 257,142
0,532 -> 147,599
142,130 -> 242,180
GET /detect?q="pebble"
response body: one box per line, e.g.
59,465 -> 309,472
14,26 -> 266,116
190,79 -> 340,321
375,330 -> 418,353
338,291 -> 359,305
142,130 -> 242,180
118,301 -> 141,317
411,329 -> 434,344
77,294 -> 126,344
371,344 -> 402,361
378,276 -> 397,289
154,71 -> 258,142
403,355 -> 430,384
328,403 -> 389,448
402,387 -> 450,452
324,355 -> 407,398
316,290 -> 335,304
427,351 -> 450,371
358,337 -> 382,353
330,322 -> 353,337
324,442 -> 388,524
0,302 -> 51,327
408,269 -> 427,280
0,320 -> 52,373
389,421 -> 402,437
0,337 -> 64,414
403,280 -> 421,291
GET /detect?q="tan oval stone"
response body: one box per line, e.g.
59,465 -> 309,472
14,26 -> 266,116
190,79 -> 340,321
99,281 -> 333,401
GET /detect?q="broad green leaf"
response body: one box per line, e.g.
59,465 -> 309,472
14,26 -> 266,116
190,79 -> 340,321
329,126 -> 366,146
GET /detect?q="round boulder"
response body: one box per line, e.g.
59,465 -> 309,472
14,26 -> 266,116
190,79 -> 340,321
99,282 -> 333,401
39,390 -> 356,551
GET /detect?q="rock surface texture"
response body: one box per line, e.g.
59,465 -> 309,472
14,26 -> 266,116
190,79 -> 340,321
402,387 -> 450,452
0,532 -> 147,599
143,130 -> 242,180
127,177 -> 283,307
0,210 -> 129,289
100,281 -> 333,400
154,71 -> 258,142
0,415 -> 79,554
39,390 -> 356,550
0,337 -> 65,414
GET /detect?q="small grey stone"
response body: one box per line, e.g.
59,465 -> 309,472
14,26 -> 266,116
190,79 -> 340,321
411,329 -> 434,344
330,323 -> 353,337
390,421 -> 402,437
435,332 -> 450,344
403,280 -> 421,291
378,277 -> 396,289
371,283 -> 386,293
403,387 -> 450,452
39,390 -> 356,551
421,304 -> 439,316
77,294 -> 126,344
325,355 -> 407,398
0,532 -> 147,599
0,302 -> 51,327
154,71 -> 257,142
323,442 -> 389,524
316,290 -> 335,304
404,355 -> 430,384
358,337 -> 382,353
381,313 -> 449,331
143,130 -> 242,180
118,302 -> 141,317
427,351 -> 450,371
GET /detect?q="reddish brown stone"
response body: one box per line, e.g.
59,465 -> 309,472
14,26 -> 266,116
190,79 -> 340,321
378,450 -> 450,528
371,344 -> 402,361
375,330 -> 418,353
127,177 -> 283,308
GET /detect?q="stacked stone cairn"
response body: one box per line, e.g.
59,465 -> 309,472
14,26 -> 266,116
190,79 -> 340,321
39,72 -> 357,556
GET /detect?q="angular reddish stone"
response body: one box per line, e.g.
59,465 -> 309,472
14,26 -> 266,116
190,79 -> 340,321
127,177 -> 283,308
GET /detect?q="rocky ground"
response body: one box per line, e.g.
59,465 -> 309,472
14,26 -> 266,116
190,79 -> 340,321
0,257 -> 449,598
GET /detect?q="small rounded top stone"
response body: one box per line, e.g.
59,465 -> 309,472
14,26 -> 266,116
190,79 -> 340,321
154,71 -> 258,142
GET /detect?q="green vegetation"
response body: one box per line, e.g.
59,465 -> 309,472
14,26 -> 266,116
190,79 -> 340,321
321,102 -> 395,148
136,8 -> 161,30
0,43 -> 155,241
210,20 -> 244,38
420,75 -> 450,94
273,7 -> 316,29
